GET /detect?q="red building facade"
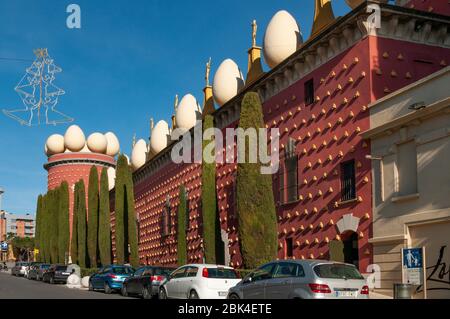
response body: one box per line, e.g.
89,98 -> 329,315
110,2 -> 450,272
45,152 -> 116,241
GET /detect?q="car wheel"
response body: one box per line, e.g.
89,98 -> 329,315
159,288 -> 168,299
89,281 -> 94,292
228,293 -> 240,300
142,287 -> 151,299
121,285 -> 128,297
189,290 -> 199,299
104,282 -> 112,294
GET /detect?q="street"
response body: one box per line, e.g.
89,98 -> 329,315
0,272 -> 131,299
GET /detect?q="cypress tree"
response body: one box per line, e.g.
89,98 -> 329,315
50,189 -> 60,264
125,161 -> 139,267
40,194 -> 48,263
201,115 -> 221,264
114,155 -> 127,264
35,195 -> 43,262
87,166 -> 99,268
58,182 -> 70,264
177,186 -> 187,266
236,92 -> 278,269
98,167 -> 112,266
77,180 -> 88,268
71,182 -> 79,265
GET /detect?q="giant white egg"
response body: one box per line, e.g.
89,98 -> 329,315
131,139 -> 148,171
87,133 -> 108,154
46,134 -> 65,155
105,132 -> 120,157
212,59 -> 245,107
175,94 -> 202,133
263,10 -> 302,69
64,125 -> 86,152
107,167 -> 116,191
150,120 -> 170,154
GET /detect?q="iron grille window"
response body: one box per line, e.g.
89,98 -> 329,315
304,78 -> 315,105
341,160 -> 356,202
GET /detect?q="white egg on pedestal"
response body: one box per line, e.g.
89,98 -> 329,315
131,139 -> 148,171
263,10 -> 302,69
87,133 -> 108,154
151,120 -> 170,154
104,132 -> 120,157
175,94 -> 202,134
213,59 -> 245,107
46,134 -> 66,155
64,125 -> 86,152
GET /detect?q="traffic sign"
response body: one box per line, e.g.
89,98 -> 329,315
402,247 -> 427,298
1,242 -> 8,251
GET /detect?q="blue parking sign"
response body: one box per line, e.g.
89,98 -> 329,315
403,248 -> 423,269
1,242 -> 7,251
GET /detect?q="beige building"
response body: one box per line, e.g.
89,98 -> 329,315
362,67 -> 450,298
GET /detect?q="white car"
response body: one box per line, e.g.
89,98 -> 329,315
159,264 -> 242,299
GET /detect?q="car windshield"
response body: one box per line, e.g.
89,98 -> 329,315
113,267 -> 134,275
314,264 -> 364,280
206,268 -> 239,279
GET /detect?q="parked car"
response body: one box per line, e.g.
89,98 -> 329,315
122,266 -> 176,299
11,262 -> 30,277
42,264 -> 73,284
159,264 -> 242,299
25,262 -> 42,279
89,265 -> 135,294
227,260 -> 369,299
28,263 -> 50,281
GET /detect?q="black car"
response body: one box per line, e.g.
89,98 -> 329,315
28,263 -> 50,281
122,266 -> 176,299
43,265 -> 73,284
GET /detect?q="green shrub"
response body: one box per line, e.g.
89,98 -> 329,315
58,182 -> 70,264
87,166 -> 99,268
99,167 -> 112,266
77,180 -> 88,268
71,182 -> 79,265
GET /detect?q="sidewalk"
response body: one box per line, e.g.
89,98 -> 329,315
369,291 -> 393,299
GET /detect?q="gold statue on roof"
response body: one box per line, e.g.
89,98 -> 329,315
205,57 -> 212,87
252,20 -> 257,47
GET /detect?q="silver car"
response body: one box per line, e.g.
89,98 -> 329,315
228,260 -> 369,299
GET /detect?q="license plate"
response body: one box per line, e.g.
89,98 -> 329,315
62,272 -> 70,275
337,291 -> 356,298
218,292 -> 228,297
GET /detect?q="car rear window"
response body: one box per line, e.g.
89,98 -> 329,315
154,268 -> 176,276
206,268 -> 239,279
314,264 -> 364,280
113,267 -> 134,275
56,266 -> 67,271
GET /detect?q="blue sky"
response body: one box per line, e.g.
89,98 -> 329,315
0,0 -> 352,215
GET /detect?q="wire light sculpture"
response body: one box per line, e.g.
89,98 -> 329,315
2,49 -> 74,126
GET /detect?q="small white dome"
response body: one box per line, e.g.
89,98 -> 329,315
46,134 -> 66,155
175,94 -> 202,132
263,10 -> 302,69
87,133 -> 108,154
107,167 -> 116,191
213,59 -> 245,107
104,132 -> 120,157
131,139 -> 147,171
64,125 -> 86,152
150,120 -> 170,154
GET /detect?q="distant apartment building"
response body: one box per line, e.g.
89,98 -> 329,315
0,211 -> 35,239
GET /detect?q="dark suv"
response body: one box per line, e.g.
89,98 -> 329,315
43,265 -> 73,284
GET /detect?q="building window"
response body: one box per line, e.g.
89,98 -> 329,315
304,78 -> 314,105
285,238 -> 294,258
279,139 -> 298,204
396,140 -> 418,196
341,160 -> 356,202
